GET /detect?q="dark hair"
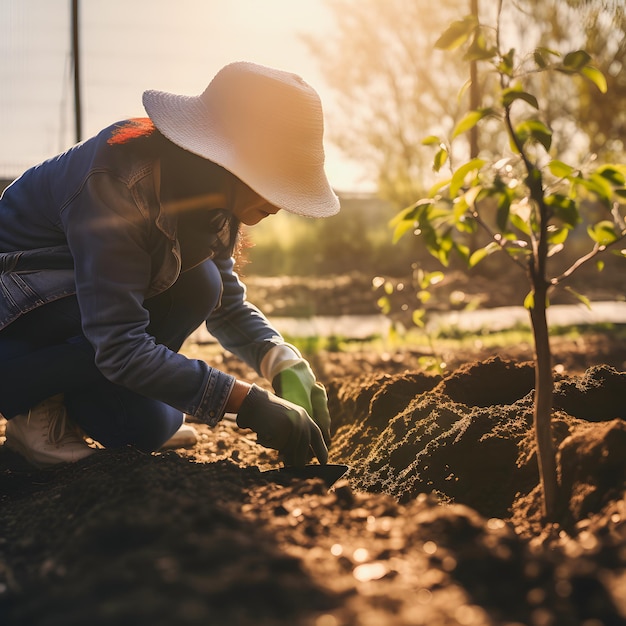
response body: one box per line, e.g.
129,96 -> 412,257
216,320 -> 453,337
108,117 -> 244,263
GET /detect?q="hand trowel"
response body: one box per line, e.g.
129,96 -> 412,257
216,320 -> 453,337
260,464 -> 349,489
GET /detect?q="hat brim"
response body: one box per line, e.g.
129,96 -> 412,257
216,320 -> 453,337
143,90 -> 340,218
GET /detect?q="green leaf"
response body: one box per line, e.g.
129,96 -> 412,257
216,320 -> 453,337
456,215 -> 478,235
461,185 -> 481,208
434,15 -> 478,50
548,160 -> 575,178
425,271 -> 445,288
499,48 -> 516,76
433,147 -> 449,172
425,203 -> 454,225
456,78 -> 471,105
573,175 -> 612,205
468,241 -> 500,267
596,165 -> 626,186
450,158 -> 486,197
533,49 -> 547,69
496,191 -> 512,231
501,86 -> 539,109
563,50 -> 592,70
523,291 -> 535,310
547,226 -> 569,245
412,309 -> 426,328
505,246 -> 531,259
604,164 -> 626,178
377,296 -> 391,315
509,212 -> 532,236
580,65 -> 607,93
422,135 -> 442,146
417,355 -> 443,373
534,46 -> 561,70
588,220 -> 619,246
392,218 -> 417,244
564,286 -> 592,310
390,202 -> 429,244
515,119 -> 553,151
455,242 -> 470,261
417,290 -> 431,304
544,194 -> 580,228
468,247 -> 489,268
389,203 -> 419,228
452,194 -> 477,233
452,108 -> 493,139
463,29 -> 497,62
537,46 -> 561,59
589,172 -> 615,205
428,178 -> 452,197
528,120 -> 553,151
427,229 -> 455,267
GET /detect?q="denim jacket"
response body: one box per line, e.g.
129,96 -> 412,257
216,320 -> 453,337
0,122 -> 287,426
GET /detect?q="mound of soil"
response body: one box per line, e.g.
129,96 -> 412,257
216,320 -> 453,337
1,345 -> 626,625
327,359 -> 626,520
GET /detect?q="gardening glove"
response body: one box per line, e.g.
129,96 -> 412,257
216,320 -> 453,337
272,361 -> 331,448
261,344 -> 332,447
236,384 -> 328,467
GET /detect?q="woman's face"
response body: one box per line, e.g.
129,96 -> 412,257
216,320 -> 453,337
231,180 -> 280,225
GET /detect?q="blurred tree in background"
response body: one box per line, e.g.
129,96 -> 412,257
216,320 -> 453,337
504,0 -> 626,162
303,0 -> 467,209
304,0 -> 625,208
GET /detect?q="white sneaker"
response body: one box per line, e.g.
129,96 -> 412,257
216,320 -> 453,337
160,417 -> 198,450
5,394 -> 96,468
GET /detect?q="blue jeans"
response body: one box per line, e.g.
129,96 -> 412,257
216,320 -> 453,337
0,259 -> 222,451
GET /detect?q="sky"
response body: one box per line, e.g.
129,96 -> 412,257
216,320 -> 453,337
0,0 -> 373,191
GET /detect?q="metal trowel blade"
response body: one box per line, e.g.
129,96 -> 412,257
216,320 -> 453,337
261,464 -> 349,489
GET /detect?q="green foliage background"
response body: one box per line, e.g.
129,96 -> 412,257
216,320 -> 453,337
241,193 -> 425,277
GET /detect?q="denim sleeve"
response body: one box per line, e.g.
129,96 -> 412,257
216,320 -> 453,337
62,173 -> 234,426
205,256 -> 286,375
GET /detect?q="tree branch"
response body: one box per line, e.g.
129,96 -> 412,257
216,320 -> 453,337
469,207 -> 529,273
552,232 -> 626,286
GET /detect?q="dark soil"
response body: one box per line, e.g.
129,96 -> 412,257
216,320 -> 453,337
1,334 -> 626,625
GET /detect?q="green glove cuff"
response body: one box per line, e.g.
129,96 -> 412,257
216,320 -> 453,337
272,361 -> 315,415
273,362 -> 331,447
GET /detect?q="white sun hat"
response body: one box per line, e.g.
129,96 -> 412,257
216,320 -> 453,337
142,61 -> 340,218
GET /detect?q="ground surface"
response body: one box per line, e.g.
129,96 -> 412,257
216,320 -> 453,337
1,327 -> 626,626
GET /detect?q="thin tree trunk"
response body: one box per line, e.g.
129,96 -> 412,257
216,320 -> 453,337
529,286 -> 558,520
